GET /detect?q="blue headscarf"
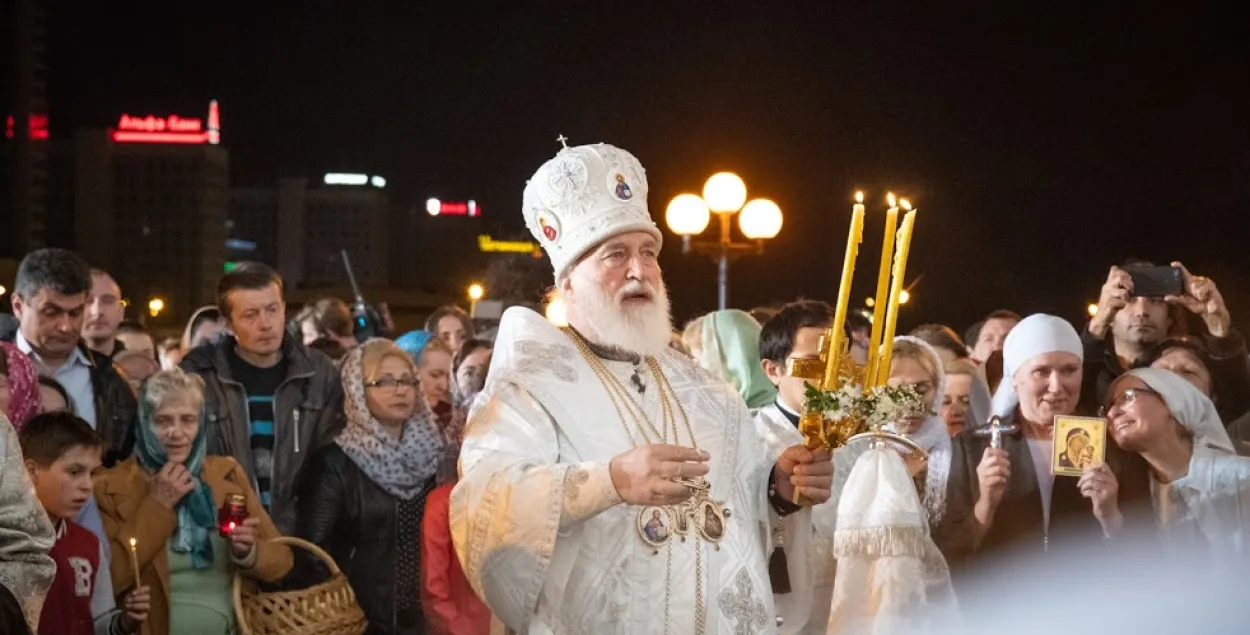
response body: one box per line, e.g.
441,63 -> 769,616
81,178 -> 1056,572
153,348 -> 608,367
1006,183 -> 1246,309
395,330 -> 433,362
135,379 -> 217,570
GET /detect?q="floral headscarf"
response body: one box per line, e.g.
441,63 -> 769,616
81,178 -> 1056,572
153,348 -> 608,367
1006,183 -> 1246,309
1,344 -> 41,431
336,340 -> 444,500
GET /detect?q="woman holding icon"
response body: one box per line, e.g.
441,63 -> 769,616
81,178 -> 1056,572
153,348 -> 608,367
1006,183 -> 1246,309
95,369 -> 292,635
937,314 -> 1151,575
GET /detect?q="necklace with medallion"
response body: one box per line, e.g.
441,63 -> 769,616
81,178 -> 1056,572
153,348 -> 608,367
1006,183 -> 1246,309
564,328 -> 730,635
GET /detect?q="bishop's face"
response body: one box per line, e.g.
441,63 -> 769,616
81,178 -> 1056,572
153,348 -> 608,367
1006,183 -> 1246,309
563,231 -> 672,357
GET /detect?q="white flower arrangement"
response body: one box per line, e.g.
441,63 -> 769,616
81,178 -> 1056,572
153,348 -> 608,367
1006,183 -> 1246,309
805,381 -> 928,429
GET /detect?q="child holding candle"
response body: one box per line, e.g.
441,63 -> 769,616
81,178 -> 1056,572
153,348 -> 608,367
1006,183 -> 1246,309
18,412 -> 150,635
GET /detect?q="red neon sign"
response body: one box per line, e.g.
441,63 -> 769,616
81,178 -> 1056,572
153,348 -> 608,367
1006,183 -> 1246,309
111,100 -> 220,145
426,199 -> 481,217
5,114 -> 49,140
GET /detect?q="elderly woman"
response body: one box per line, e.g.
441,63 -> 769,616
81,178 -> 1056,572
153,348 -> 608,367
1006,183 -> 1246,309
1106,368 -> 1250,557
296,339 -> 444,635
938,314 -> 1150,572
1149,337 -> 1250,456
95,369 -> 291,635
883,337 -> 954,527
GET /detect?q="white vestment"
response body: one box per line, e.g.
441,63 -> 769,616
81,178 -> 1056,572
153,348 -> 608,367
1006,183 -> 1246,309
452,308 -> 812,635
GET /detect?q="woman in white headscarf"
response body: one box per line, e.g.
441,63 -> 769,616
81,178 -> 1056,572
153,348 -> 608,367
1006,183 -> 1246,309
936,314 -> 1151,573
1105,367 -> 1250,557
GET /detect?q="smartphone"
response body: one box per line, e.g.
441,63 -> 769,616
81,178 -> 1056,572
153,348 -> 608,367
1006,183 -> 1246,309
1124,265 -> 1183,298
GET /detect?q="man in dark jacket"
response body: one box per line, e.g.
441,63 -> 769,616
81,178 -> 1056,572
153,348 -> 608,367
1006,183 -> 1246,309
1082,261 -> 1247,413
6,249 -> 137,466
181,262 -> 343,534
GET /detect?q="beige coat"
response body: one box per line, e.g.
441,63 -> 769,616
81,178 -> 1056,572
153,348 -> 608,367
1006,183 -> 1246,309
95,456 -> 292,635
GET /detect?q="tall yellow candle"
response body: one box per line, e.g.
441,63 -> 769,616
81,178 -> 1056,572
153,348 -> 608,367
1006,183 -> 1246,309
824,193 -> 865,390
877,202 -> 917,385
128,538 -> 141,587
864,193 -> 899,388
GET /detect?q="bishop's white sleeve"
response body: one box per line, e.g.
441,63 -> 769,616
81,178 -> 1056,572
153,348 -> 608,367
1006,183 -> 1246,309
451,380 -> 622,634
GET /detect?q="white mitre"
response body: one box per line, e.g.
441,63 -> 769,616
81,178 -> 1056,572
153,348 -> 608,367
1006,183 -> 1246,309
522,142 -> 663,279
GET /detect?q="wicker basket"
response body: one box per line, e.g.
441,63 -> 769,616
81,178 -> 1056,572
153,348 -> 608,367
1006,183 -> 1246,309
233,536 -> 368,635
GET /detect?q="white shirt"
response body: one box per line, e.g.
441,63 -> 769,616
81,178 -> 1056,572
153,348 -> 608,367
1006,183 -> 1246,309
15,330 -> 98,428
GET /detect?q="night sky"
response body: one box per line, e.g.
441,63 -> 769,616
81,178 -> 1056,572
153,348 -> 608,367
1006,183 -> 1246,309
47,2 -> 1250,333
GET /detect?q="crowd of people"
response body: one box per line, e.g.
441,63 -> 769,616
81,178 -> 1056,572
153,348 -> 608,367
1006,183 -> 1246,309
2,140 -> 1249,635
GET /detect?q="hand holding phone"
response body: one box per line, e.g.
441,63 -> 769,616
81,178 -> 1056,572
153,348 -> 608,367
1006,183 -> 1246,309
1123,265 -> 1184,298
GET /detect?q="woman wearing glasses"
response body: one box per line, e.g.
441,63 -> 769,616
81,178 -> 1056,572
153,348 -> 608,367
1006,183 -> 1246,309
1105,367 -> 1250,557
295,339 -> 445,635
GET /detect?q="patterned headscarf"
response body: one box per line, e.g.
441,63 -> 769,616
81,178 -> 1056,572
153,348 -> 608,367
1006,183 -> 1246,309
1,344 -> 41,431
135,373 -> 217,570
336,340 -> 444,500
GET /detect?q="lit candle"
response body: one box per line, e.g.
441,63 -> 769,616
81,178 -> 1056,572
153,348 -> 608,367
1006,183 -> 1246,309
864,193 -> 899,388
825,192 -> 865,390
876,200 -> 917,385
128,538 -> 141,587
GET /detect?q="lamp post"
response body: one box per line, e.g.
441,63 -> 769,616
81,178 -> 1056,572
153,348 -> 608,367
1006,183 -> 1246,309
664,172 -> 783,310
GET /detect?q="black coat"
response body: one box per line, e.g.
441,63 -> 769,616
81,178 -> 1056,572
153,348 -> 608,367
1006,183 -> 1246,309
935,418 -> 1153,593
294,443 -> 435,635
0,335 -> 137,467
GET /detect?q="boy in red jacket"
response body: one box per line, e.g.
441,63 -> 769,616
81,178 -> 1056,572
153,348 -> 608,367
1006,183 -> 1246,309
20,412 -> 150,635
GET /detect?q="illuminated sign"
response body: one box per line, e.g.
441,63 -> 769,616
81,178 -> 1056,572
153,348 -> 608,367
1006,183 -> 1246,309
478,235 -> 541,255
5,114 -> 49,140
324,173 -> 386,188
426,198 -> 480,217
111,100 -> 221,145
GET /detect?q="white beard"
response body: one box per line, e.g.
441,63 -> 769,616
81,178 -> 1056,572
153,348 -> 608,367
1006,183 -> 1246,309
569,277 -> 673,358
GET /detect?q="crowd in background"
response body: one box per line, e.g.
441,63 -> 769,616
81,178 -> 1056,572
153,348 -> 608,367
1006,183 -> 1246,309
3,246 -> 1250,635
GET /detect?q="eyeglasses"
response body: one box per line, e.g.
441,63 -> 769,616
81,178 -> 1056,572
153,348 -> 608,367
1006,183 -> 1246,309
1099,386 -> 1163,417
365,377 -> 419,391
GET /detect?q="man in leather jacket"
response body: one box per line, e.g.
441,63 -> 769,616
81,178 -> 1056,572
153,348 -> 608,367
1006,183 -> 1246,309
181,262 -> 343,534
5,249 -> 137,466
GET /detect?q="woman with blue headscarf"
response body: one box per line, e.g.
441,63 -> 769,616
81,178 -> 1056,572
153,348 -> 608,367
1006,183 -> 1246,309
95,369 -> 292,635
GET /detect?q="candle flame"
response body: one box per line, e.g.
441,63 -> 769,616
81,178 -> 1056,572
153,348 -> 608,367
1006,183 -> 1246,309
900,198 -> 913,211
887,192 -> 897,207
129,538 -> 137,549
854,191 -> 864,203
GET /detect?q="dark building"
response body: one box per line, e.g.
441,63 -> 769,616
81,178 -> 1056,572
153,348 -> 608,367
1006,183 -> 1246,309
1,0 -> 52,259
72,102 -> 228,326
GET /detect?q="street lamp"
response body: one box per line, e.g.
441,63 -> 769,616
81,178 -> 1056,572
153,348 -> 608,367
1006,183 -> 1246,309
468,283 -> 484,316
665,172 -> 783,309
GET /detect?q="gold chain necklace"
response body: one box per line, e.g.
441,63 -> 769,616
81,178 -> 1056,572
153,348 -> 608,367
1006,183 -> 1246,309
564,328 -> 727,635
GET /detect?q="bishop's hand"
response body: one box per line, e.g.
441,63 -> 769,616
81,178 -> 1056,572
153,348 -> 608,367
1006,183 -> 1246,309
773,445 -> 834,504
609,444 -> 709,507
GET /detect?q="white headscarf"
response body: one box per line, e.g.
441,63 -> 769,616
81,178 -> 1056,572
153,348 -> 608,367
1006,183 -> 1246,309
890,336 -> 953,526
990,314 -> 1084,418
1115,368 -> 1235,454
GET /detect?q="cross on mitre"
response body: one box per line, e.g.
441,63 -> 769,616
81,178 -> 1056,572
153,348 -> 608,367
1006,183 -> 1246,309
556,134 -> 569,149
